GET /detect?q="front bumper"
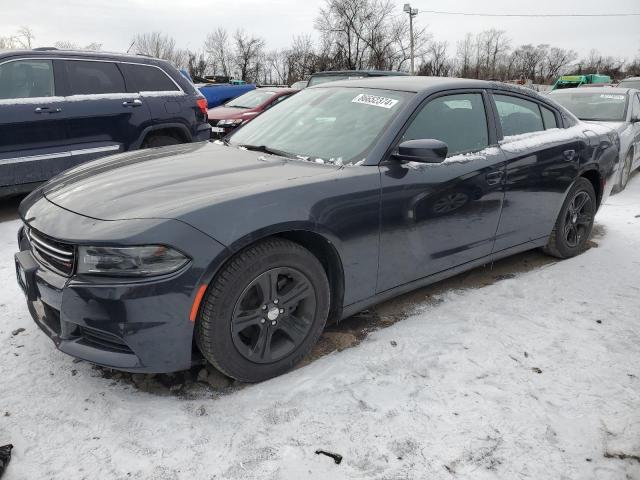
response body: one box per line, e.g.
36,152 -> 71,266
15,194 -> 227,373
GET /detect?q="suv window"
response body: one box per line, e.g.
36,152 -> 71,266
65,60 -> 125,95
494,94 -> 544,137
632,93 -> 640,119
121,63 -> 179,92
0,59 -> 55,99
402,93 -> 489,156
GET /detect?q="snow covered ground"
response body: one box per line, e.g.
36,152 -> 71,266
1,177 -> 639,480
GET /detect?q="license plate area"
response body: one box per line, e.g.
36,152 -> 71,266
211,126 -> 225,133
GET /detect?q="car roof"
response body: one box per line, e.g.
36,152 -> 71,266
310,70 -> 409,77
0,49 -> 169,67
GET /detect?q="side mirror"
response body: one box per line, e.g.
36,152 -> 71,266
392,139 -> 448,164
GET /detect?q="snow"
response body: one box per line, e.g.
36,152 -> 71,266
1,178 -> 640,479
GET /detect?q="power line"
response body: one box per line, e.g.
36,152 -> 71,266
416,9 -> 640,17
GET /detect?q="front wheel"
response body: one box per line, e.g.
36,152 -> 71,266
619,150 -> 633,190
195,238 -> 330,382
543,177 -> 596,259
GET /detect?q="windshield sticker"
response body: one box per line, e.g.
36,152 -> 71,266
352,94 -> 399,109
600,94 -> 625,100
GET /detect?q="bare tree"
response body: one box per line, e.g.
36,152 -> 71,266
543,47 -> 577,82
287,35 -> 317,82
233,29 -> 265,82
131,32 -> 187,68
187,51 -> 208,78
0,26 -> 35,49
54,41 -> 102,51
419,41 -> 452,77
204,27 -> 232,77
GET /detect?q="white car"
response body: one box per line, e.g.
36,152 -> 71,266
550,87 -> 640,190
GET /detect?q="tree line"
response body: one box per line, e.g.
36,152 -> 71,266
3,0 -> 639,84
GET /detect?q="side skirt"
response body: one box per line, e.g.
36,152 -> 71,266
339,236 -> 548,321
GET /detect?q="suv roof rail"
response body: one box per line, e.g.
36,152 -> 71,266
32,47 -> 59,51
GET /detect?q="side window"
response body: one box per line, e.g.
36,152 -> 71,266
121,64 -> 179,92
541,106 -> 558,129
402,93 -> 489,156
65,60 -> 125,95
494,94 -> 544,137
0,59 -> 55,99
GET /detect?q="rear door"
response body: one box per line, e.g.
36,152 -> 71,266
58,59 -> 151,167
119,63 -> 187,125
0,58 -> 68,189
377,90 -> 507,292
490,92 -> 583,252
631,93 -> 640,167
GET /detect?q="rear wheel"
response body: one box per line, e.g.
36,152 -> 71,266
195,238 -> 330,382
543,177 -> 596,259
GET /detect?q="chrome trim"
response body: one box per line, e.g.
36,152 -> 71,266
28,230 -> 74,257
1,144 -> 120,165
0,56 -> 184,93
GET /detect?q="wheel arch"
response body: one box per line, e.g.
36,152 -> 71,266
132,123 -> 192,149
201,226 -> 346,325
580,168 -> 602,209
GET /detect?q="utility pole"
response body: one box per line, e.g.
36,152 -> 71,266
403,4 -> 418,75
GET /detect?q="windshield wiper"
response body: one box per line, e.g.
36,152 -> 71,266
238,144 -> 297,159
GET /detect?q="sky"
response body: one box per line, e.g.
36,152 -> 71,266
1,0 -> 639,61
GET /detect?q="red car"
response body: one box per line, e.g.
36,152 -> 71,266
208,87 -> 298,138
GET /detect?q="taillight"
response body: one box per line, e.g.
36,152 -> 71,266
196,98 -> 208,115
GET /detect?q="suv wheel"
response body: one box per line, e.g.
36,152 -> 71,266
142,134 -> 181,148
543,177 -> 596,259
195,238 -> 330,382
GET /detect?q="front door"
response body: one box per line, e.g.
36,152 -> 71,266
377,91 -> 506,292
0,58 -> 68,189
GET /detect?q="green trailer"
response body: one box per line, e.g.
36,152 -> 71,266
552,74 -> 612,90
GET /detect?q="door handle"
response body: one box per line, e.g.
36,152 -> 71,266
563,149 -> 577,161
485,171 -> 504,186
34,107 -> 62,114
122,99 -> 143,107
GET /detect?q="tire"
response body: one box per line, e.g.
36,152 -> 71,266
619,150 -> 633,190
142,134 -> 181,148
195,238 -> 330,382
543,177 -> 596,259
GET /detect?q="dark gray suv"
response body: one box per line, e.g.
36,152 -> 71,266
0,48 -> 211,197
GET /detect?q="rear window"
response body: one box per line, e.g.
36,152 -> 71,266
65,60 -> 125,95
121,63 -> 180,92
550,91 -> 628,121
0,59 -> 55,99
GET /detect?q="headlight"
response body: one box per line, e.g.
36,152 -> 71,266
217,119 -> 244,127
77,245 -> 189,277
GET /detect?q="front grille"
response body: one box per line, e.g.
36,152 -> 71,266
26,227 -> 75,276
79,326 -> 134,354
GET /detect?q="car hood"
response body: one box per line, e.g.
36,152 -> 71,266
42,142 -> 340,221
208,106 -> 251,120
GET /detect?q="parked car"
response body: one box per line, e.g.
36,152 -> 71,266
197,82 -> 255,109
307,69 -> 409,87
15,77 -> 619,382
552,74 -> 612,90
208,87 -> 298,138
618,77 -> 640,90
0,48 -> 211,197
549,87 -> 640,190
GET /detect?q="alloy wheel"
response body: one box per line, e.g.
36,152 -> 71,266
231,267 -> 316,364
563,191 -> 594,248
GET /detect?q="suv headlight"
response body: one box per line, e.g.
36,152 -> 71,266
77,245 -> 189,277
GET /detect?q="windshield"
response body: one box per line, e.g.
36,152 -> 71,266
550,91 -> 628,121
618,79 -> 640,90
226,90 -> 276,108
229,87 -> 411,164
308,75 -> 364,87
